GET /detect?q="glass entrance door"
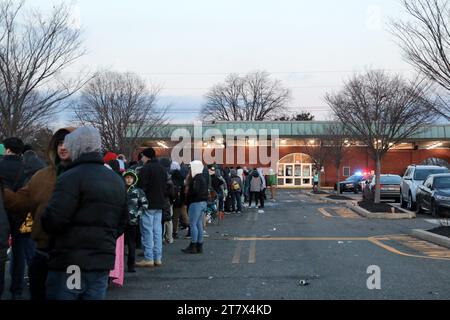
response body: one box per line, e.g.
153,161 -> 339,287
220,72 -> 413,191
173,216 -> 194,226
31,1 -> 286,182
285,165 -> 294,186
302,164 -> 312,186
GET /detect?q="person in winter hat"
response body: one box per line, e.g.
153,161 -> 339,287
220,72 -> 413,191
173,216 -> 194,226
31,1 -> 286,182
41,127 -> 128,300
136,148 -> 169,267
249,169 -> 265,210
182,160 -> 208,254
123,170 -> 148,273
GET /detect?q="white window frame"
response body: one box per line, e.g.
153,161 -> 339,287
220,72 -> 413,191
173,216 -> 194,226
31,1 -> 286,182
343,166 -> 351,177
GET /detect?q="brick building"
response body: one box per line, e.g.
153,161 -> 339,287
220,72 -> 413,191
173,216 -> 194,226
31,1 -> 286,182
133,121 -> 450,188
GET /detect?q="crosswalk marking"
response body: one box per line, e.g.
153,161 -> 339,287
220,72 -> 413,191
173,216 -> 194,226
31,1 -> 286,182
232,241 -> 244,264
248,240 -> 257,264
318,207 -> 332,218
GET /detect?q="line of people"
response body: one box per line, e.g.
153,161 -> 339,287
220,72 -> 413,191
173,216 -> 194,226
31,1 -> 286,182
0,127 -> 278,300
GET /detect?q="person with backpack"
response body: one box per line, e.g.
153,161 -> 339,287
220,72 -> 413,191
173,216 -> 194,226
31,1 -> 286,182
230,169 -> 243,214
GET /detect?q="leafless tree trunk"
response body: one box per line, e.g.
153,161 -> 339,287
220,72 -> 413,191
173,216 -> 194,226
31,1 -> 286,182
201,71 -> 291,121
304,139 -> 329,191
73,70 -> 168,159
391,0 -> 450,120
326,70 -> 436,203
323,123 -> 351,195
0,0 -> 88,139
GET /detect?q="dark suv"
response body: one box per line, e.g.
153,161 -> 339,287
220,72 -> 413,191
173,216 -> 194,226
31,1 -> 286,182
416,174 -> 450,217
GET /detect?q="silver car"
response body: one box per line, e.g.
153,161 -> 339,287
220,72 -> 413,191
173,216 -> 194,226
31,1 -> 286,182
366,174 -> 401,201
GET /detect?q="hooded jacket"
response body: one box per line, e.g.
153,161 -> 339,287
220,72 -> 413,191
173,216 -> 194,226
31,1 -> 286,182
186,161 -> 208,205
41,127 -> 128,271
3,128 -> 75,249
250,170 -> 264,192
123,171 -> 148,226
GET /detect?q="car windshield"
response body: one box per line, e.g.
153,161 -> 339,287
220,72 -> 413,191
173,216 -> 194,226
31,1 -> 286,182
380,176 -> 401,184
434,177 -> 450,189
414,168 -> 450,181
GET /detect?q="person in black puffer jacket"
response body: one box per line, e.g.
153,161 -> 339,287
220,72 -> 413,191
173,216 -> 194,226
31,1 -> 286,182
41,127 -> 128,300
0,183 -> 10,300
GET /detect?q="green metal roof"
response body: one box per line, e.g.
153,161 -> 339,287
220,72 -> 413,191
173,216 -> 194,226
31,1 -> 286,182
132,121 -> 450,140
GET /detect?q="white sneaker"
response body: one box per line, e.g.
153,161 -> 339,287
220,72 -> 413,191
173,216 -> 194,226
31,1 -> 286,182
203,231 -> 210,238
258,209 -> 265,214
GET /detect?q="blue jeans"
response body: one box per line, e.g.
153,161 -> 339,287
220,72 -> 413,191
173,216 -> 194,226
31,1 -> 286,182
231,192 -> 242,212
189,202 -> 207,244
10,233 -> 36,297
140,210 -> 163,262
46,270 -> 109,300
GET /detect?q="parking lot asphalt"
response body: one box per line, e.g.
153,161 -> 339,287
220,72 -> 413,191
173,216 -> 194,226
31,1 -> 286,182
4,189 -> 450,300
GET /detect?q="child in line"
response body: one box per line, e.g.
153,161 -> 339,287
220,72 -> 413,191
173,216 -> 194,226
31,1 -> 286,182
123,170 -> 149,272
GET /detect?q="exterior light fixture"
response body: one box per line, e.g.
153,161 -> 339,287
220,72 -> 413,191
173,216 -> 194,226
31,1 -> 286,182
157,141 -> 169,149
427,142 -> 443,150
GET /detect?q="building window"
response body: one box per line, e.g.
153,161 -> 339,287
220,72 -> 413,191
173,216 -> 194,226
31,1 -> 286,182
343,167 -> 351,177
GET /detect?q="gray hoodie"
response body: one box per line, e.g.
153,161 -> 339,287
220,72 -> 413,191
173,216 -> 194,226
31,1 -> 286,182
64,127 -> 102,161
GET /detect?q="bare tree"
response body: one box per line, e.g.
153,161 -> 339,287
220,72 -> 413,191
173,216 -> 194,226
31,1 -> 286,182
323,123 -> 351,195
391,0 -> 450,120
326,70 -> 436,203
0,0 -> 88,139
273,111 -> 315,121
201,71 -> 291,121
304,138 -> 329,192
74,71 -> 168,158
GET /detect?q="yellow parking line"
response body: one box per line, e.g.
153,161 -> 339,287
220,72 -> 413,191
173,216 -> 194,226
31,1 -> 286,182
318,208 -> 333,218
234,237 -> 369,241
368,237 -> 450,261
232,241 -> 243,264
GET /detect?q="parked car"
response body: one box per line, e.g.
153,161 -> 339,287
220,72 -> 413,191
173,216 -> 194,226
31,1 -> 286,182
416,174 -> 450,217
334,174 -> 364,193
363,174 -> 401,202
400,165 -> 450,210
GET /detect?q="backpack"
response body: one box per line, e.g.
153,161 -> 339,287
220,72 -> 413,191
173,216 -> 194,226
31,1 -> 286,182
231,179 -> 241,192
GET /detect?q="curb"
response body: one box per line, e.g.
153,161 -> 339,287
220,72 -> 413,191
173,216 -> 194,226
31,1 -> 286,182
304,192 -> 347,205
411,229 -> 450,249
346,202 -> 416,219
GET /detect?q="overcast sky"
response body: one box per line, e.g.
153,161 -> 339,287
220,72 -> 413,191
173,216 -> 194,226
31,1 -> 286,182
29,0 -> 415,124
